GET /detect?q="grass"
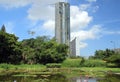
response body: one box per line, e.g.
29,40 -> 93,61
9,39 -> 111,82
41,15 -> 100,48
62,58 -> 81,67
82,59 -> 107,67
0,64 -> 46,75
0,58 -> 120,78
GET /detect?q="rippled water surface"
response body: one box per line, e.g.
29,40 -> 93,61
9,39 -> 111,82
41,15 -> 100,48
0,73 -> 120,82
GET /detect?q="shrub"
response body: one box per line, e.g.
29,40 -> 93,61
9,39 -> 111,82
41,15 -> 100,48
62,58 -> 81,67
82,59 -> 107,67
0,63 -> 11,70
46,63 -> 61,68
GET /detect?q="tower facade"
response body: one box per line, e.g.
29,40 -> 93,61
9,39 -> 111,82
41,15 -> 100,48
70,37 -> 80,56
55,2 -> 70,46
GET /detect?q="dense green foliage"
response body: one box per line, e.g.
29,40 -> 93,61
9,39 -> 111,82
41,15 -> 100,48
90,49 -> 120,67
106,53 -> 120,67
90,49 -> 115,60
0,29 -> 22,64
0,26 -> 68,65
21,37 -> 68,64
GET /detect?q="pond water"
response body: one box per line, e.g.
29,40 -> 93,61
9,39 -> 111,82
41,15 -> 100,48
70,77 -> 97,82
0,73 -> 120,82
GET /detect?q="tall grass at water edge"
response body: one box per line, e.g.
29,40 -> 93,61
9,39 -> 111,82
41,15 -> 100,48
0,63 -> 46,72
62,58 -> 107,67
62,58 -> 82,67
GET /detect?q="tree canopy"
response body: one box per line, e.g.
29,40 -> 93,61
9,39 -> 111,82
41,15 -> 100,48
21,37 -> 68,64
90,49 -> 120,67
0,27 -> 22,64
0,25 -> 68,64
106,53 -> 120,67
1,25 -> 6,32
92,49 -> 115,60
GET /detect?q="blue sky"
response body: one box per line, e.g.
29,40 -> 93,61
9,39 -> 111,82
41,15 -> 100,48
0,0 -> 120,57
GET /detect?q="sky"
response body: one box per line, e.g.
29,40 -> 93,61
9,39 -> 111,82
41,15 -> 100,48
0,0 -> 120,57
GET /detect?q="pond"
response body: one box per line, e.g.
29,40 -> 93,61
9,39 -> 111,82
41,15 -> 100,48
0,73 -> 120,82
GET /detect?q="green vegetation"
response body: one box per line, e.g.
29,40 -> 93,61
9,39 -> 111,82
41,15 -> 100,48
82,59 -> 107,67
91,49 -> 114,60
0,27 -> 22,64
62,58 -> 107,67
90,49 -> 120,67
0,63 -> 120,78
62,58 -> 81,67
0,26 -> 68,65
21,37 -> 68,64
46,63 -> 61,68
106,53 -> 120,67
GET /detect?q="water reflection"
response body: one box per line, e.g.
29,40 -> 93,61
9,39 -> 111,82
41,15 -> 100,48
0,74 -> 68,82
70,77 -> 97,82
0,73 -> 120,82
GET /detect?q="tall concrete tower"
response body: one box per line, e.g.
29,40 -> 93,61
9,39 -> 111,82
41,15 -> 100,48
55,2 -> 70,46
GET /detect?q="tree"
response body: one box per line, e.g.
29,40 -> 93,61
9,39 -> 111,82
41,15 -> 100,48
94,50 -> 105,59
1,25 -> 6,32
0,28 -> 22,64
106,53 -> 120,67
94,49 -> 115,60
21,36 -> 68,64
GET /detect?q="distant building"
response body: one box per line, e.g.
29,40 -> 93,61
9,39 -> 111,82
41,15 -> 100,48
114,48 -> 120,53
70,37 -> 80,57
55,2 -> 70,46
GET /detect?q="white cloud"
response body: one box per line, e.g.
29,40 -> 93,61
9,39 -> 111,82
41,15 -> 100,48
70,6 -> 92,31
0,0 -> 32,9
79,4 -> 91,10
28,4 -> 55,21
71,25 -> 102,41
71,25 -> 102,48
43,20 -> 55,32
29,20 -> 55,36
79,3 -> 99,13
27,0 -> 68,21
86,0 -> 97,3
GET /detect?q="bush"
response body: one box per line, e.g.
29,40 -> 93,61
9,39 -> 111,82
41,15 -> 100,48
0,63 -> 12,70
46,63 -> 61,68
106,53 -> 120,67
82,59 -> 107,67
62,58 -> 81,67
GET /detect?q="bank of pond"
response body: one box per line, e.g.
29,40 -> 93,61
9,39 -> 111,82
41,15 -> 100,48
0,64 -> 120,82
0,58 -> 120,82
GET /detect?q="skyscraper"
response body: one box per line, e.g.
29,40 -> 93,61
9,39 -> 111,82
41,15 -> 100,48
55,2 -> 70,46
